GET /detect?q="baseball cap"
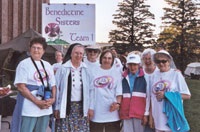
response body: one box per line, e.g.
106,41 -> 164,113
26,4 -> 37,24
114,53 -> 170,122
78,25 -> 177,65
126,53 -> 141,64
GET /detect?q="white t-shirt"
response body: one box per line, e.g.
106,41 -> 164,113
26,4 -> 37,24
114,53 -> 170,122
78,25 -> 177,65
84,58 -> 100,76
91,66 -> 122,123
52,62 -> 62,73
150,69 -> 191,131
14,57 -> 56,117
144,67 -> 159,92
144,66 -> 159,115
112,58 -> 123,73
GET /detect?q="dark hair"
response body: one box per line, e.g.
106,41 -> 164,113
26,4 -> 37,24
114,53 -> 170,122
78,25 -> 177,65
29,37 -> 47,50
99,49 -> 115,66
62,43 -> 82,64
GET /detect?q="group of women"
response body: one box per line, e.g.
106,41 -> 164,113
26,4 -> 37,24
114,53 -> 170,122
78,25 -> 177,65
11,37 -> 191,132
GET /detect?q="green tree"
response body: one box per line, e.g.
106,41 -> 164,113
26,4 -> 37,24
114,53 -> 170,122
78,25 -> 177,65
109,0 -> 155,51
158,0 -> 200,72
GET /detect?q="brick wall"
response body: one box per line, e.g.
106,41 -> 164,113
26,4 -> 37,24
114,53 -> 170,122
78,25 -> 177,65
0,0 -> 49,44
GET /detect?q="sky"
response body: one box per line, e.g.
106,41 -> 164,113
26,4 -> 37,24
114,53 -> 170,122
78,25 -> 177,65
50,0 -> 167,43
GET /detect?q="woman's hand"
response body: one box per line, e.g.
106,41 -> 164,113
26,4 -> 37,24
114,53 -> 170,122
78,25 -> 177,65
109,102 -> 120,112
149,113 -> 155,128
45,98 -> 55,107
54,110 -> 60,119
155,90 -> 165,100
88,109 -> 94,120
35,99 -> 49,109
142,116 -> 148,126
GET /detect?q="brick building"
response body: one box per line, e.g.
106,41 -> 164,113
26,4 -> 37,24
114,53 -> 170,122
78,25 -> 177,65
0,0 -> 49,44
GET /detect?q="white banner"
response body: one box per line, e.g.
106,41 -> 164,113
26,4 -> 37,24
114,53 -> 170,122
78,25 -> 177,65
42,4 -> 95,45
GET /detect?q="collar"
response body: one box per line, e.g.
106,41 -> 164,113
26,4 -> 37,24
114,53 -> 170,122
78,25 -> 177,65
62,60 -> 87,69
128,70 -> 139,77
123,67 -> 144,77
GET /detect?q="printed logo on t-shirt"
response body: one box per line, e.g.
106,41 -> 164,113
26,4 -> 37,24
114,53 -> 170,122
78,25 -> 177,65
33,69 -> 48,82
152,80 -> 171,94
94,76 -> 114,89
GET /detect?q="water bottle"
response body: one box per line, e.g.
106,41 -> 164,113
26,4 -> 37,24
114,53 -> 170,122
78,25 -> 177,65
155,87 -> 162,102
44,87 -> 51,100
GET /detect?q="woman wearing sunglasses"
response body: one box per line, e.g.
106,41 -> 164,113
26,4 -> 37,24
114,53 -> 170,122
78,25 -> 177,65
150,50 -> 191,132
84,45 -> 101,75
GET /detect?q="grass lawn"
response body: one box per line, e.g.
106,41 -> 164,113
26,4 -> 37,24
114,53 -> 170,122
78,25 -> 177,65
184,79 -> 200,132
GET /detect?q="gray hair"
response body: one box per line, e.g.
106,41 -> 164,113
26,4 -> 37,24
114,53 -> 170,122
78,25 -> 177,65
141,48 -> 156,67
141,48 -> 156,60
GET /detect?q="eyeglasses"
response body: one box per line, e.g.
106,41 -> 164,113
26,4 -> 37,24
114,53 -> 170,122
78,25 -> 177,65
87,49 -> 99,53
155,59 -> 168,64
31,46 -> 43,51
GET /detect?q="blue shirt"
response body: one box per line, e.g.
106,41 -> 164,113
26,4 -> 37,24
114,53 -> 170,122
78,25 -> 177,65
128,71 -> 139,92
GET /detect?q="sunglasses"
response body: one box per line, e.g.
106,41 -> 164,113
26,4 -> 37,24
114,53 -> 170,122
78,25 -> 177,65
87,49 -> 99,53
155,59 -> 168,64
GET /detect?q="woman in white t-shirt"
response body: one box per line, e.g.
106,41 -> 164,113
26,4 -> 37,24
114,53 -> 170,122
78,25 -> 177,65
11,37 -> 56,132
150,50 -> 191,132
84,45 -> 101,75
89,49 -> 122,132
141,48 -> 158,132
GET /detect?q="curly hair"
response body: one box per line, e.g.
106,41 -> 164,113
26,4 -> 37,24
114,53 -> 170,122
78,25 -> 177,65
29,37 -> 47,50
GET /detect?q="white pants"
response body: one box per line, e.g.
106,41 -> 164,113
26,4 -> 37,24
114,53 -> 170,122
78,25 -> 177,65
123,118 -> 144,132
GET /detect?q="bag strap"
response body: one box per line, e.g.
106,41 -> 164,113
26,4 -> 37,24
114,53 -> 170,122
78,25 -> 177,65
30,57 -> 49,87
40,59 -> 49,87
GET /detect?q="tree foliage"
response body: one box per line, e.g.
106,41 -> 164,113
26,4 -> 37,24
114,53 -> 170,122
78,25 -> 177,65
158,0 -> 200,72
109,0 -> 155,52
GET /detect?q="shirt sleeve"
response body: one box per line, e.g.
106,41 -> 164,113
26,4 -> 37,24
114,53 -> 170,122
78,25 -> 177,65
14,61 -> 28,86
115,72 -> 123,96
89,79 -> 95,110
176,71 -> 191,95
54,66 -> 62,110
144,74 -> 150,115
